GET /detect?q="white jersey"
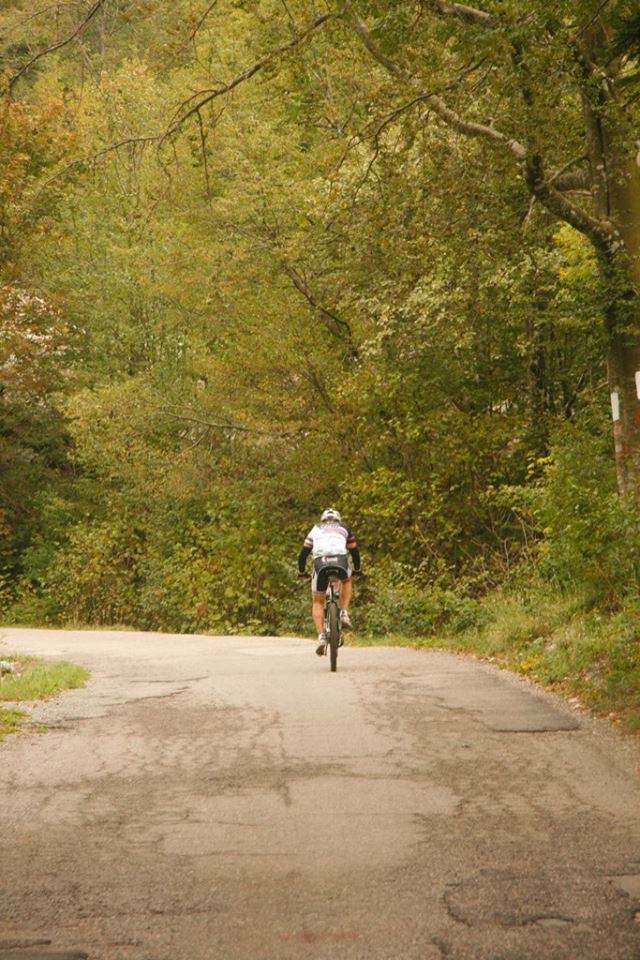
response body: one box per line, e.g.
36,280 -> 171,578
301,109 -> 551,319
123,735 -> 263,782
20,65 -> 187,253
304,522 -> 357,559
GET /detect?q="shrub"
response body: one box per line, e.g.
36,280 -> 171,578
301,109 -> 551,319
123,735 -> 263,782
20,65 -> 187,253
356,563 -> 490,637
530,419 -> 640,601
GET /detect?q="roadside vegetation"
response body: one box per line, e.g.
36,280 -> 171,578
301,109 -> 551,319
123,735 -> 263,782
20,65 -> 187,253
350,423 -> 640,733
353,591 -> 640,734
1,4 -> 639,733
0,706 -> 28,740
0,656 -> 89,739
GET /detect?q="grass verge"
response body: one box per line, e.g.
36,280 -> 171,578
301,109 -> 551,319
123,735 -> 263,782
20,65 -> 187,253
351,588 -> 640,735
0,706 -> 29,739
0,655 -> 89,740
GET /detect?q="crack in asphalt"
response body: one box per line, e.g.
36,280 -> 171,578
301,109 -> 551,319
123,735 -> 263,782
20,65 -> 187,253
128,676 -> 209,684
442,886 -> 470,927
431,936 -> 454,958
0,942 -> 51,950
0,952 -> 88,960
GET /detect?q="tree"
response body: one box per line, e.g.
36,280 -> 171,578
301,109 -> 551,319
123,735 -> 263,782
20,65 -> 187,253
116,0 -> 637,494
331,1 -> 640,495
0,93 -> 73,590
0,1 -> 624,626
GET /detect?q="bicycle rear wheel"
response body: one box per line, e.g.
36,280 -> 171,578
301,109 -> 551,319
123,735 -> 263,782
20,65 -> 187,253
328,601 -> 339,672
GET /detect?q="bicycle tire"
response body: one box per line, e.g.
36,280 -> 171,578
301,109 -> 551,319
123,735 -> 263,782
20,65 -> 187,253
328,601 -> 339,672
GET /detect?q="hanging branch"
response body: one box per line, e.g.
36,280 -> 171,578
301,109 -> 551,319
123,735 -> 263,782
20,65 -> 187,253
342,1 -> 615,250
159,10 -> 340,146
282,259 -> 355,345
184,0 -> 219,47
196,109 -> 214,206
9,0 -> 106,91
157,408 -> 294,439
424,0 -> 494,28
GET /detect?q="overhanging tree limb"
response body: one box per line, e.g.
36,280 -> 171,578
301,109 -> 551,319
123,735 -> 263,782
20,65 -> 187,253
524,153 -> 615,249
342,2 -> 405,78
157,408 -> 293,439
425,1 -> 494,28
282,259 -> 355,342
342,2 -> 614,248
426,94 -> 527,160
160,10 -> 340,144
8,0 -> 106,91
342,1 -> 525,158
361,59 -> 490,144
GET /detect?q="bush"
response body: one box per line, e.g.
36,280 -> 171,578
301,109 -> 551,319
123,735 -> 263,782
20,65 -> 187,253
356,563 -> 490,637
7,494 -> 300,635
530,420 -> 640,601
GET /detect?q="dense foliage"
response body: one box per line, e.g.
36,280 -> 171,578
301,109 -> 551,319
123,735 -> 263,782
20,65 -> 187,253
1,1 -> 639,641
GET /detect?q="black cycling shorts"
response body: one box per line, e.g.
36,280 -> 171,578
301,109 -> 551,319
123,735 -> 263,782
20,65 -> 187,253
311,554 -> 350,593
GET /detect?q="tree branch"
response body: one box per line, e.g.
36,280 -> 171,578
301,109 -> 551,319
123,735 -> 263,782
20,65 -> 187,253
160,11 -> 339,144
281,259 -> 357,352
343,3 -> 615,246
157,408 -> 292,439
362,59 -> 489,143
342,2 -> 405,78
9,0 -> 106,91
426,95 -> 527,159
184,0 -> 219,47
342,2 -> 527,160
425,0 -> 494,28
524,153 -> 615,249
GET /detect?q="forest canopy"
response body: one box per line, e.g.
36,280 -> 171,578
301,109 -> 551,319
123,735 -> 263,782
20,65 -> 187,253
1,0 -> 640,638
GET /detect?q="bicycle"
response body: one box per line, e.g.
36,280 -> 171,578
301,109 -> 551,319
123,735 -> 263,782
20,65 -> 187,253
299,566 -> 363,672
323,573 -> 343,673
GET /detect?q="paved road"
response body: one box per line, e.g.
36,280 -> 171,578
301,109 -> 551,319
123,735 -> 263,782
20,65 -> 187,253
0,628 -> 639,960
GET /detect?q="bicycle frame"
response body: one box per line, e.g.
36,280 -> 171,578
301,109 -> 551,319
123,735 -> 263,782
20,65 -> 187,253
323,576 -> 342,672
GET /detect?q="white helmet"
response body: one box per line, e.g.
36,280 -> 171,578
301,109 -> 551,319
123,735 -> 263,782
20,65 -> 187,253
321,508 -> 342,523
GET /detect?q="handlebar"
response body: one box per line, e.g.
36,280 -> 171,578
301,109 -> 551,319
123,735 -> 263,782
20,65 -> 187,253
297,571 -> 365,580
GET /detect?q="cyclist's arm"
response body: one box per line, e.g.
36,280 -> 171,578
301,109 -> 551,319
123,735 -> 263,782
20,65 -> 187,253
298,545 -> 312,573
346,527 -> 361,572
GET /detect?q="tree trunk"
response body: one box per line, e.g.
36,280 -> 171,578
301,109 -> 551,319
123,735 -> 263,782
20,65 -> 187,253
581,25 -> 640,497
599,149 -> 640,498
525,271 -> 549,452
607,332 -> 640,497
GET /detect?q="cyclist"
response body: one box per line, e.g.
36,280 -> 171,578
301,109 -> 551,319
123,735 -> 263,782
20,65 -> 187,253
298,508 -> 361,655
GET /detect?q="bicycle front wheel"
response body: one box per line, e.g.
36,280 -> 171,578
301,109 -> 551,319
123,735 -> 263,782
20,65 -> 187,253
328,602 -> 339,672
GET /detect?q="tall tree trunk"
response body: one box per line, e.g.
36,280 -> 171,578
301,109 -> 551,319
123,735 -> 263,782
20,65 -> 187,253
525,269 -> 549,453
607,329 -> 640,497
600,153 -> 640,498
582,27 -> 640,497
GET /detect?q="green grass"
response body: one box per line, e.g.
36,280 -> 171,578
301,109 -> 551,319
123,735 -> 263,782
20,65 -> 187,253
0,655 -> 89,740
0,657 -> 89,701
352,588 -> 640,735
0,706 -> 29,739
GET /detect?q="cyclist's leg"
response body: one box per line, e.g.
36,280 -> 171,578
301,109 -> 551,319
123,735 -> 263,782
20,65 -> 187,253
311,560 -> 330,635
312,591 -> 325,634
340,576 -> 353,610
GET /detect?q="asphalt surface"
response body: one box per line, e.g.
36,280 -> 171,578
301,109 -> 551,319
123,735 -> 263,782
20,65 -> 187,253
0,627 -> 639,960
